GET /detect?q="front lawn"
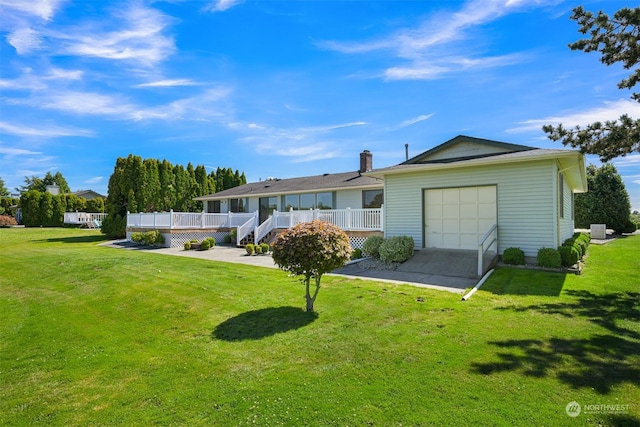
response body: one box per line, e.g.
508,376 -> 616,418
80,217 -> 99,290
1,228 -> 638,426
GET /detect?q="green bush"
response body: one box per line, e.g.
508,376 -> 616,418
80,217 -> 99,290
351,248 -> 363,260
502,247 -> 525,265
378,236 -> 414,263
205,237 -> 216,247
131,232 -> 144,244
223,234 -> 232,244
362,236 -> 384,258
620,219 -> 638,234
184,241 -> 192,250
245,243 -> 255,255
143,230 -> 163,246
200,239 -> 211,250
558,245 -> 580,267
259,243 -> 270,254
537,248 -> 562,268
255,244 -> 263,254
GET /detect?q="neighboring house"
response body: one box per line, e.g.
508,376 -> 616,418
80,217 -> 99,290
71,190 -> 106,200
366,135 -> 587,258
195,150 -> 384,224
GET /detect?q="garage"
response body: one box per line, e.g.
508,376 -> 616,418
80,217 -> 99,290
424,185 -> 497,250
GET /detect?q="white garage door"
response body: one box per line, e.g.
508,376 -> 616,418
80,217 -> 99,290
424,186 -> 497,250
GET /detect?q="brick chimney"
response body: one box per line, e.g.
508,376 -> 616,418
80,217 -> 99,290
359,150 -> 372,173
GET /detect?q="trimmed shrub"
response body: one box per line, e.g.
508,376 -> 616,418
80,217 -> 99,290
255,244 -> 263,254
502,247 -> 525,265
200,239 -> 211,250
131,232 -> 144,244
0,215 -> 18,227
351,248 -> 363,260
537,248 -> 562,268
558,245 -> 580,267
223,234 -> 232,244
259,243 -> 270,254
143,230 -> 163,246
184,241 -> 192,250
362,236 -> 384,258
205,237 -> 216,247
378,235 -> 415,263
245,243 -> 255,255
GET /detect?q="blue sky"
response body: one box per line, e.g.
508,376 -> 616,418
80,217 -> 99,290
1,0 -> 638,211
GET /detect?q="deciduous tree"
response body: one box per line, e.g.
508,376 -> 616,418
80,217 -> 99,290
271,221 -> 351,312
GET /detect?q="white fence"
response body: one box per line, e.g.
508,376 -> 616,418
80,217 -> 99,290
127,211 -> 256,229
64,212 -> 108,226
127,207 -> 383,244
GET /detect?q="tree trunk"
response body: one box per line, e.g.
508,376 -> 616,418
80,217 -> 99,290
304,276 -> 314,312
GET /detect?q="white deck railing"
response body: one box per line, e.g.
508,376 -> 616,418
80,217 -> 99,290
127,207 -> 383,244
64,212 -> 108,225
127,210 -> 255,229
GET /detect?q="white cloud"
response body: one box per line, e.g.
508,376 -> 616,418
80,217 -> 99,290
397,114 -> 435,129
320,0 -> 554,80
56,4 -> 176,66
0,67 -> 83,90
613,155 -> 640,170
236,121 -> 366,162
508,99 -> 640,133
0,121 -> 93,138
0,0 -> 63,21
204,0 -> 243,13
84,176 -> 103,184
134,79 -> 199,88
7,27 -> 43,54
11,86 -> 234,122
0,146 -> 42,156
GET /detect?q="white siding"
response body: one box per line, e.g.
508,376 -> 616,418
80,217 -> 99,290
427,141 -> 510,161
384,160 -> 558,257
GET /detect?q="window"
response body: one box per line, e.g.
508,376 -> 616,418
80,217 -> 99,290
363,189 -> 384,208
284,194 -> 298,211
282,192 -> 336,210
300,193 -> 315,210
316,192 -> 334,210
207,200 -> 221,213
229,198 -> 247,213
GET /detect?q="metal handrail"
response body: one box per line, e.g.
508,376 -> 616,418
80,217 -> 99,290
478,224 -> 498,276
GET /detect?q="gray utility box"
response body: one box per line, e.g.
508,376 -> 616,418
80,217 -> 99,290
590,224 -> 606,240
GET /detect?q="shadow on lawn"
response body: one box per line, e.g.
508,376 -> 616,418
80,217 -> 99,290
213,306 -> 318,342
33,234 -> 110,244
471,291 -> 640,394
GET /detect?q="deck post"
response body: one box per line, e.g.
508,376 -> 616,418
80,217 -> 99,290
169,209 -> 173,229
346,207 -> 351,231
201,210 -> 205,229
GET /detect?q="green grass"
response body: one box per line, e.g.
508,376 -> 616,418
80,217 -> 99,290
1,227 -> 638,426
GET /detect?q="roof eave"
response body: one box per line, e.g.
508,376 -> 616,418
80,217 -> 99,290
194,182 -> 384,201
366,150 -> 585,179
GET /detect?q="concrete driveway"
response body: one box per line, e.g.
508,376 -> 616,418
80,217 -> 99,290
101,240 -> 469,294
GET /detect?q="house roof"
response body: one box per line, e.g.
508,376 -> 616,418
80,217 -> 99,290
71,190 -> 106,199
403,135 -> 536,164
367,136 -> 587,192
195,170 -> 383,201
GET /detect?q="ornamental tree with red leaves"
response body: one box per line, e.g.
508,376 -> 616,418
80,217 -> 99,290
271,220 -> 351,312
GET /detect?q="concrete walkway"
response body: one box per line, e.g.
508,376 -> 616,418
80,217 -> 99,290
101,240 -> 472,294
